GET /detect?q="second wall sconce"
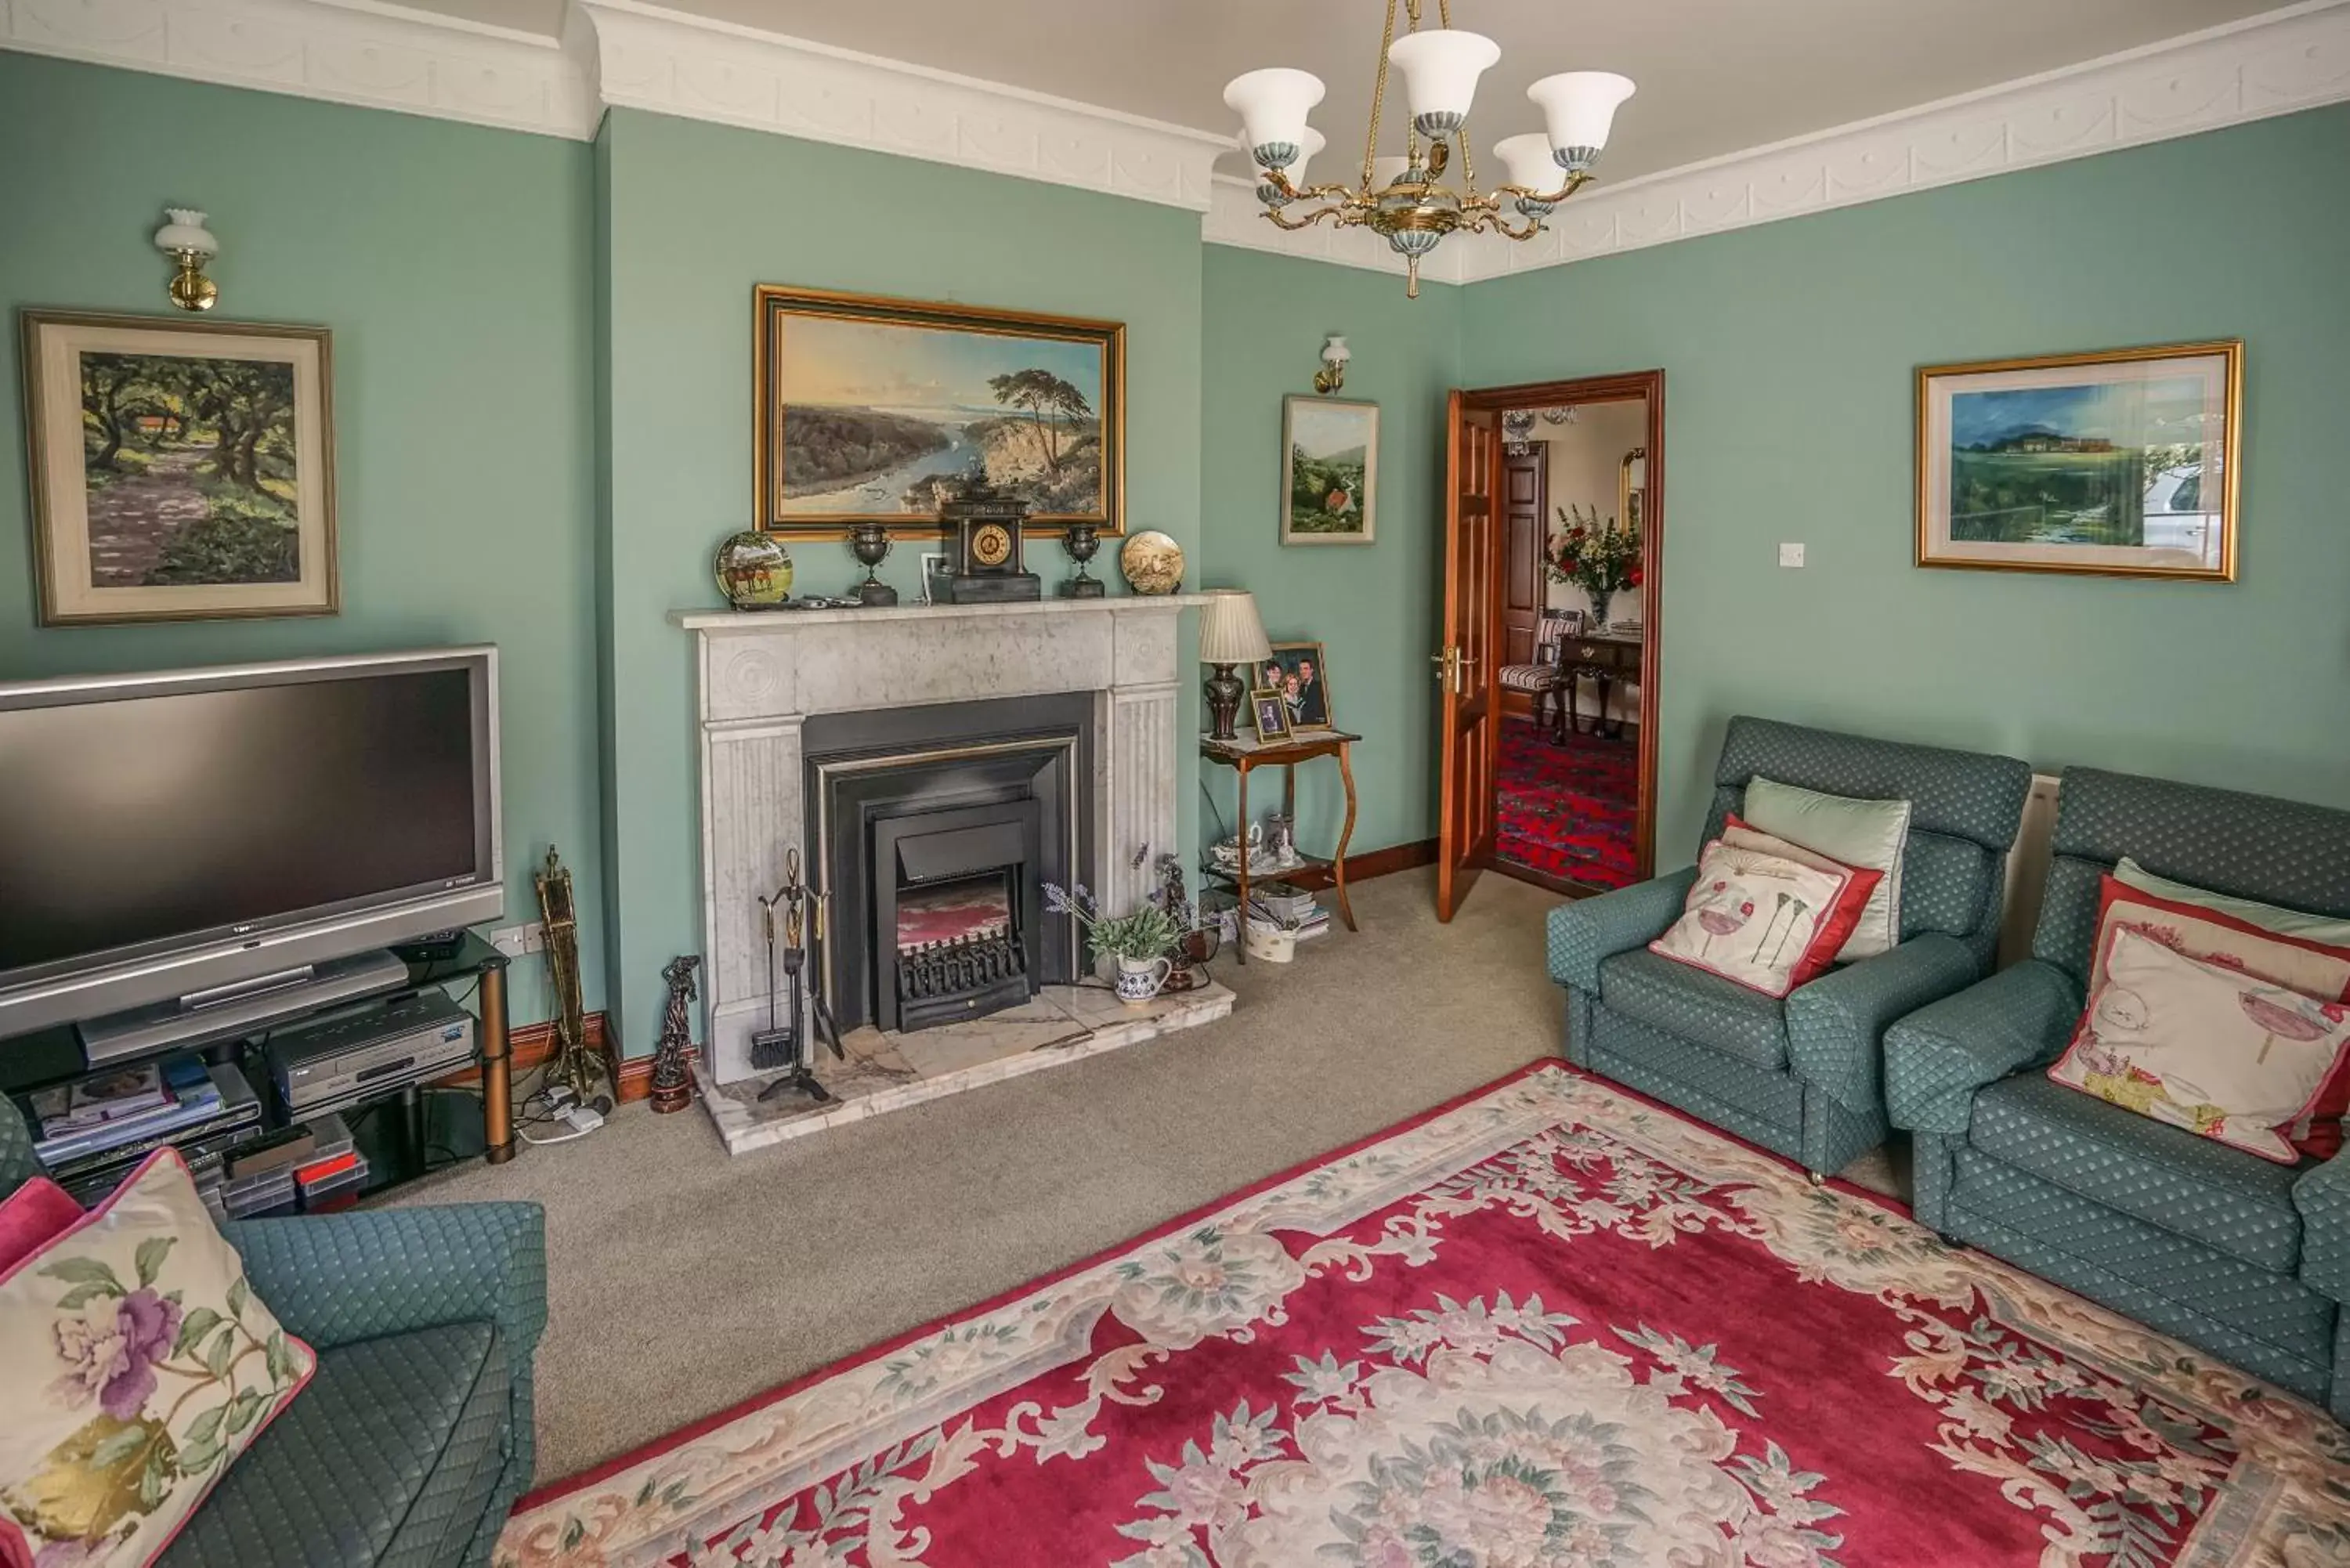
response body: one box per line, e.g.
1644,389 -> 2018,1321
154,208 -> 219,312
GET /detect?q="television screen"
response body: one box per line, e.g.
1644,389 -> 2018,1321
0,667 -> 485,983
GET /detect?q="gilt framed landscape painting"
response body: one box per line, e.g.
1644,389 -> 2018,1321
1281,395 -> 1377,545
1916,340 -> 2240,580
754,286 -> 1124,538
21,311 -> 336,626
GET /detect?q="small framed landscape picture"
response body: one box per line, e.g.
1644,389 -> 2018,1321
1249,688 -> 1292,742
1257,640 -> 1332,731
21,310 -> 337,626
1916,340 -> 2240,580
1281,395 -> 1377,545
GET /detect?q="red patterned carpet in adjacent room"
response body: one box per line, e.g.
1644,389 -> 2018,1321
497,1064 -> 2350,1567
1496,714 -> 1640,889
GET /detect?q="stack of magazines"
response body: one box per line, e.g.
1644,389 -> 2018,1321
28,1058 -> 265,1209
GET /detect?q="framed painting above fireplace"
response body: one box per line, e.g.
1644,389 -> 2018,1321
755,285 -> 1126,540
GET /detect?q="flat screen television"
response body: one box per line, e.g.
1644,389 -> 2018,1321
0,647 -> 502,1042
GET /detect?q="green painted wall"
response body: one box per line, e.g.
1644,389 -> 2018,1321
0,56 -> 602,1026
598,108 -> 1205,1049
1463,103 -> 2350,859
1198,248 -> 1460,859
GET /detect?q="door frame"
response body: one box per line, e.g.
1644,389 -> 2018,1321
1458,370 -> 1665,887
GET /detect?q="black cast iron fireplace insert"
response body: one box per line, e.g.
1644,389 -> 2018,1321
804,693 -> 1094,1035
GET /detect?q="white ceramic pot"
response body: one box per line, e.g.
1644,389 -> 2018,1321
1243,920 -> 1296,963
1115,954 -> 1173,1005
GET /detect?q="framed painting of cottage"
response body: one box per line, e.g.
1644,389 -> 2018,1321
754,285 -> 1125,539
1281,395 -> 1377,545
1916,340 -> 2240,580
21,311 -> 336,626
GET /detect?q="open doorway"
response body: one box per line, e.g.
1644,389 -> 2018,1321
1435,373 -> 1661,917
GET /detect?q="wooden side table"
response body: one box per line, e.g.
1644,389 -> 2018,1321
1199,730 -> 1361,963
1563,631 -> 1646,740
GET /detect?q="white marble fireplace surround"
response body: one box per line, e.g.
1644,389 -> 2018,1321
673,596 -> 1212,1095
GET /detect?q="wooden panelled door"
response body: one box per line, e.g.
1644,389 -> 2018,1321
1499,446 -> 1547,673
1436,395 -> 1501,921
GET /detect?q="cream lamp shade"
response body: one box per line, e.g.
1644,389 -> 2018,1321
1199,591 -> 1273,666
1385,29 -> 1500,134
1527,71 -> 1636,172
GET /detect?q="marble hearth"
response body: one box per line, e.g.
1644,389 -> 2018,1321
674,596 -> 1221,1154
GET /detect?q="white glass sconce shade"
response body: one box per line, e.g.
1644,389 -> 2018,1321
1385,30 -> 1499,134
1492,132 -> 1561,213
1224,67 -> 1325,166
154,208 -> 218,258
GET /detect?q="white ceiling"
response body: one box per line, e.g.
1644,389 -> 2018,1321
403,0 -> 2283,182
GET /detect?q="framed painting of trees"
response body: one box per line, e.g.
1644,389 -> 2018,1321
754,285 -> 1124,537
20,312 -> 336,624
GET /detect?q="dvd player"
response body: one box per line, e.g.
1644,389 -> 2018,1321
268,991 -> 476,1115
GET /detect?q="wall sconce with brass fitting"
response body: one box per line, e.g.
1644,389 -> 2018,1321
154,208 -> 219,312
1314,334 -> 1350,395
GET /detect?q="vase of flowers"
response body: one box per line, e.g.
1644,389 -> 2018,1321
1045,882 -> 1183,1004
1545,503 -> 1641,630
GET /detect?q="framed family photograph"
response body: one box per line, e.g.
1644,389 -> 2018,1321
1281,395 -> 1377,545
1249,688 -> 1292,742
1916,340 -> 2240,580
21,310 -> 337,626
755,284 -> 1125,538
1257,640 -> 1332,731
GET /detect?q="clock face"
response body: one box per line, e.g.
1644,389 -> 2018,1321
971,523 -> 1014,568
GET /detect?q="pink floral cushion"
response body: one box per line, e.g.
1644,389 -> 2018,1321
1648,838 -> 1882,998
0,1149 -> 314,1566
2050,925 -> 2350,1164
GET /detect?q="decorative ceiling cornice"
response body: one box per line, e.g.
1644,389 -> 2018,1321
566,0 -> 1227,210
0,0 -> 594,138
3,0 -> 2344,261
1452,0 -> 2350,282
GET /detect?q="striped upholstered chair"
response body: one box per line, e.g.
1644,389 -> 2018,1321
1499,609 -> 1572,741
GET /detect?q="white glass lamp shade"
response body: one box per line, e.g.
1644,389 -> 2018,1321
1386,29 -> 1499,134
1224,68 -> 1325,168
1198,591 -> 1272,666
153,208 -> 217,258
1492,132 -> 1562,214
1527,71 -> 1636,173
1371,155 -> 1412,190
1321,335 -> 1350,367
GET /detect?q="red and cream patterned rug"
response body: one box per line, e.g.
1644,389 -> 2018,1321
496,1063 -> 2350,1567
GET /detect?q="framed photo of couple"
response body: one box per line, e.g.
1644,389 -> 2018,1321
1250,640 -> 1332,735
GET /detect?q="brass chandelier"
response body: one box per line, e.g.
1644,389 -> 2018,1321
1224,0 -> 1634,297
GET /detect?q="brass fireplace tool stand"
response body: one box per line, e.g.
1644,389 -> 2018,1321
754,848 -> 842,1105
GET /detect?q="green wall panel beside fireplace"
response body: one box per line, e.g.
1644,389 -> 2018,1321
0,54 -> 603,1028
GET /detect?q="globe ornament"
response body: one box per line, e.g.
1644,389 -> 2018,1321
714,529 -> 794,611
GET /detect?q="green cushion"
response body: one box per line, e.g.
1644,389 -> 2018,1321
160,1322 -> 511,1568
1969,1075 -> 2307,1274
1600,948 -> 1788,1069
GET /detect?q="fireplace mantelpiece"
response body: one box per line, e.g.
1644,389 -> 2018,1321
674,595 -> 1212,1091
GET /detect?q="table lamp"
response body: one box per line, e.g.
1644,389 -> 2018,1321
1199,590 -> 1272,742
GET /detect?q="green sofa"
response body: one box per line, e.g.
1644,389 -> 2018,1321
1548,716 -> 2032,1179
1885,766 -> 2350,1420
0,1095 -> 545,1566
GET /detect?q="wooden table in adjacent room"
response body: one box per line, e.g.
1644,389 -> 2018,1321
1199,730 -> 1361,963
1561,630 -> 1645,741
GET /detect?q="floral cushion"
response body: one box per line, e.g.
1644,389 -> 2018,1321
1648,837 -> 1881,998
2049,924 -> 2350,1164
2116,856 -> 2350,947
0,1149 -> 314,1567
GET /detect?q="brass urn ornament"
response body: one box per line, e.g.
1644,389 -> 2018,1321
154,208 -> 219,313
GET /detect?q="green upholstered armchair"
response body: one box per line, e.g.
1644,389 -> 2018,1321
1547,716 -> 2031,1179
0,1094 -> 545,1567
1885,768 -> 2350,1421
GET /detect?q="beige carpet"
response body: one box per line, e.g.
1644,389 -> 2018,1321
394,868 -> 1566,1484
